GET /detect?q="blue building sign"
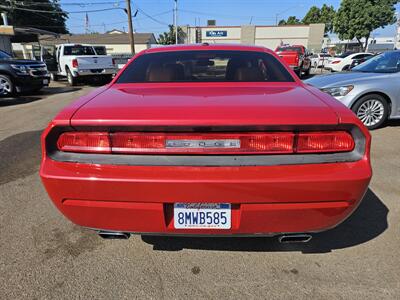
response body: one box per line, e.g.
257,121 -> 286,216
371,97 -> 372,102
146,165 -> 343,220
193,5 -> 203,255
206,30 -> 227,37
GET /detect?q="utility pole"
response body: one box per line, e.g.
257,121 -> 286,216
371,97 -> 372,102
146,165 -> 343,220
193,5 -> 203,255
125,0 -> 135,54
174,0 -> 178,44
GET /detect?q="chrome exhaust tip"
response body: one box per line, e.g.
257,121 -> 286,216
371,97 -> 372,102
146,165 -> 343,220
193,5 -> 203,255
278,234 -> 312,243
98,231 -> 131,240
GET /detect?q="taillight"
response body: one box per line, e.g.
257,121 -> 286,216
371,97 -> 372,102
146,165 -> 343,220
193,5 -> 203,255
331,60 -> 341,64
296,131 -> 354,153
112,58 -> 116,65
57,132 -> 111,153
72,59 -> 78,68
56,131 -> 354,155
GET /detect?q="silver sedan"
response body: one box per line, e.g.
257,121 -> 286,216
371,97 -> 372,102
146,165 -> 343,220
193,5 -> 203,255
305,51 -> 400,129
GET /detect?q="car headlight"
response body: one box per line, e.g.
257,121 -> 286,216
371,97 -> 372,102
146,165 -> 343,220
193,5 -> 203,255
10,64 -> 29,74
321,85 -> 354,97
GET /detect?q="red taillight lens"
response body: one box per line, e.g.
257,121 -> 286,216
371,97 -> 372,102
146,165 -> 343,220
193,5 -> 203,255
56,131 -> 354,155
57,132 -> 111,153
331,60 -> 341,64
72,59 -> 78,68
112,133 -> 166,153
296,131 -> 354,153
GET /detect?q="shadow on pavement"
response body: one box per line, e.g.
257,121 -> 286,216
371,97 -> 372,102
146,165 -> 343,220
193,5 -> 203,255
38,86 -> 81,96
0,86 -> 81,107
0,130 -> 42,185
142,189 -> 388,253
383,119 -> 400,128
0,96 -> 42,107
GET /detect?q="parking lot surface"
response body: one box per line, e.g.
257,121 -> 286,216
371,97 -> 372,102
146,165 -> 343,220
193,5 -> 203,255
0,82 -> 399,299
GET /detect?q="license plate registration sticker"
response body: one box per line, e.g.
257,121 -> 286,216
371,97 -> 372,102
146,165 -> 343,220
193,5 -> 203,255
174,203 -> 231,229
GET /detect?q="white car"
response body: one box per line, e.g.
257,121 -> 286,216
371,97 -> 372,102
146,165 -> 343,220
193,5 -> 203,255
310,53 -> 333,68
50,44 -> 117,86
325,52 -> 373,72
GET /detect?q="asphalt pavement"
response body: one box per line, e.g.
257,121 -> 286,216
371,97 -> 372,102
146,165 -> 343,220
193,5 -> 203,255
0,81 -> 399,299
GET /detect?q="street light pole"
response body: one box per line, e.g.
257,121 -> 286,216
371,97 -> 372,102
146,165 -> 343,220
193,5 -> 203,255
174,0 -> 178,44
125,0 -> 135,54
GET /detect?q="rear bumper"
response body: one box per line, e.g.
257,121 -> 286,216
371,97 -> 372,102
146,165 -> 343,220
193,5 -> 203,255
73,68 -> 116,77
40,158 -> 371,235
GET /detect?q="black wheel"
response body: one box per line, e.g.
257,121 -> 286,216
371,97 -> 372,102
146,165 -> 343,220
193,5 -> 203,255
352,94 -> 389,130
342,65 -> 350,71
0,74 -> 14,96
102,74 -> 113,84
50,72 -> 58,81
66,69 -> 77,86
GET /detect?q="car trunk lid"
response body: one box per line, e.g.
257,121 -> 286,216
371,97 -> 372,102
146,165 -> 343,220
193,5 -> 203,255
70,83 -> 338,127
276,51 -> 299,67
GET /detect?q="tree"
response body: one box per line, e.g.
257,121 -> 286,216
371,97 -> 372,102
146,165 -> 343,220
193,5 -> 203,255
302,4 -> 336,34
0,0 -> 68,34
158,25 -> 186,45
302,6 -> 321,24
333,0 -> 397,51
278,16 -> 302,26
319,4 -> 336,34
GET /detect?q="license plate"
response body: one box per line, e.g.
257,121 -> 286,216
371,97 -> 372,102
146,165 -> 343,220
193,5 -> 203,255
43,79 -> 49,85
174,203 -> 231,229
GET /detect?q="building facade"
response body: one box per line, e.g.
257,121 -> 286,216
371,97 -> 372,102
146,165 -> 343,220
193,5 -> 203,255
183,24 -> 325,52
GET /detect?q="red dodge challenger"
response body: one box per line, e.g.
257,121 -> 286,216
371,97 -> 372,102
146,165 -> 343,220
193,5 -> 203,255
40,44 -> 372,242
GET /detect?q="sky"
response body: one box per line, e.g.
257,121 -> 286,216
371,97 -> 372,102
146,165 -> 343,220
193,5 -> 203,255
62,0 -> 400,38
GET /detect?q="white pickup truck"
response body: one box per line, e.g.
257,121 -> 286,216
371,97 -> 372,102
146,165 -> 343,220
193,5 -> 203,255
48,44 -> 116,86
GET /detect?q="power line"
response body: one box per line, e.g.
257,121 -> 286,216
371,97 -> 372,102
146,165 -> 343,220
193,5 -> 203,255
7,0 -> 125,6
0,5 -> 124,14
133,5 -> 170,26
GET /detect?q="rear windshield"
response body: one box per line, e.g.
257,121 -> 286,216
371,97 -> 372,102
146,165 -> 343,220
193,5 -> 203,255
63,45 -> 96,56
116,50 -> 294,83
337,51 -> 354,58
94,46 -> 107,55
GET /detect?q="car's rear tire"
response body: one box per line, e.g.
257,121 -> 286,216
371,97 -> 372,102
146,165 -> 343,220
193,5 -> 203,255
342,65 -> 350,71
50,72 -> 58,82
102,74 -> 113,84
66,69 -> 77,86
0,74 -> 14,97
352,94 -> 389,130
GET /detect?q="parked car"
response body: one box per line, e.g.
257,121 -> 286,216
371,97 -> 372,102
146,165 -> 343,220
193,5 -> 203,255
40,44 -> 371,240
275,45 -> 311,77
350,54 -> 374,69
306,51 -> 400,129
44,44 -> 117,86
325,52 -> 374,72
310,53 -> 333,68
0,50 -> 50,97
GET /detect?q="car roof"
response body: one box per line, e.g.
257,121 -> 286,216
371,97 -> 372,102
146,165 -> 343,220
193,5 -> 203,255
349,52 -> 373,57
143,43 -> 273,54
58,43 -> 96,47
